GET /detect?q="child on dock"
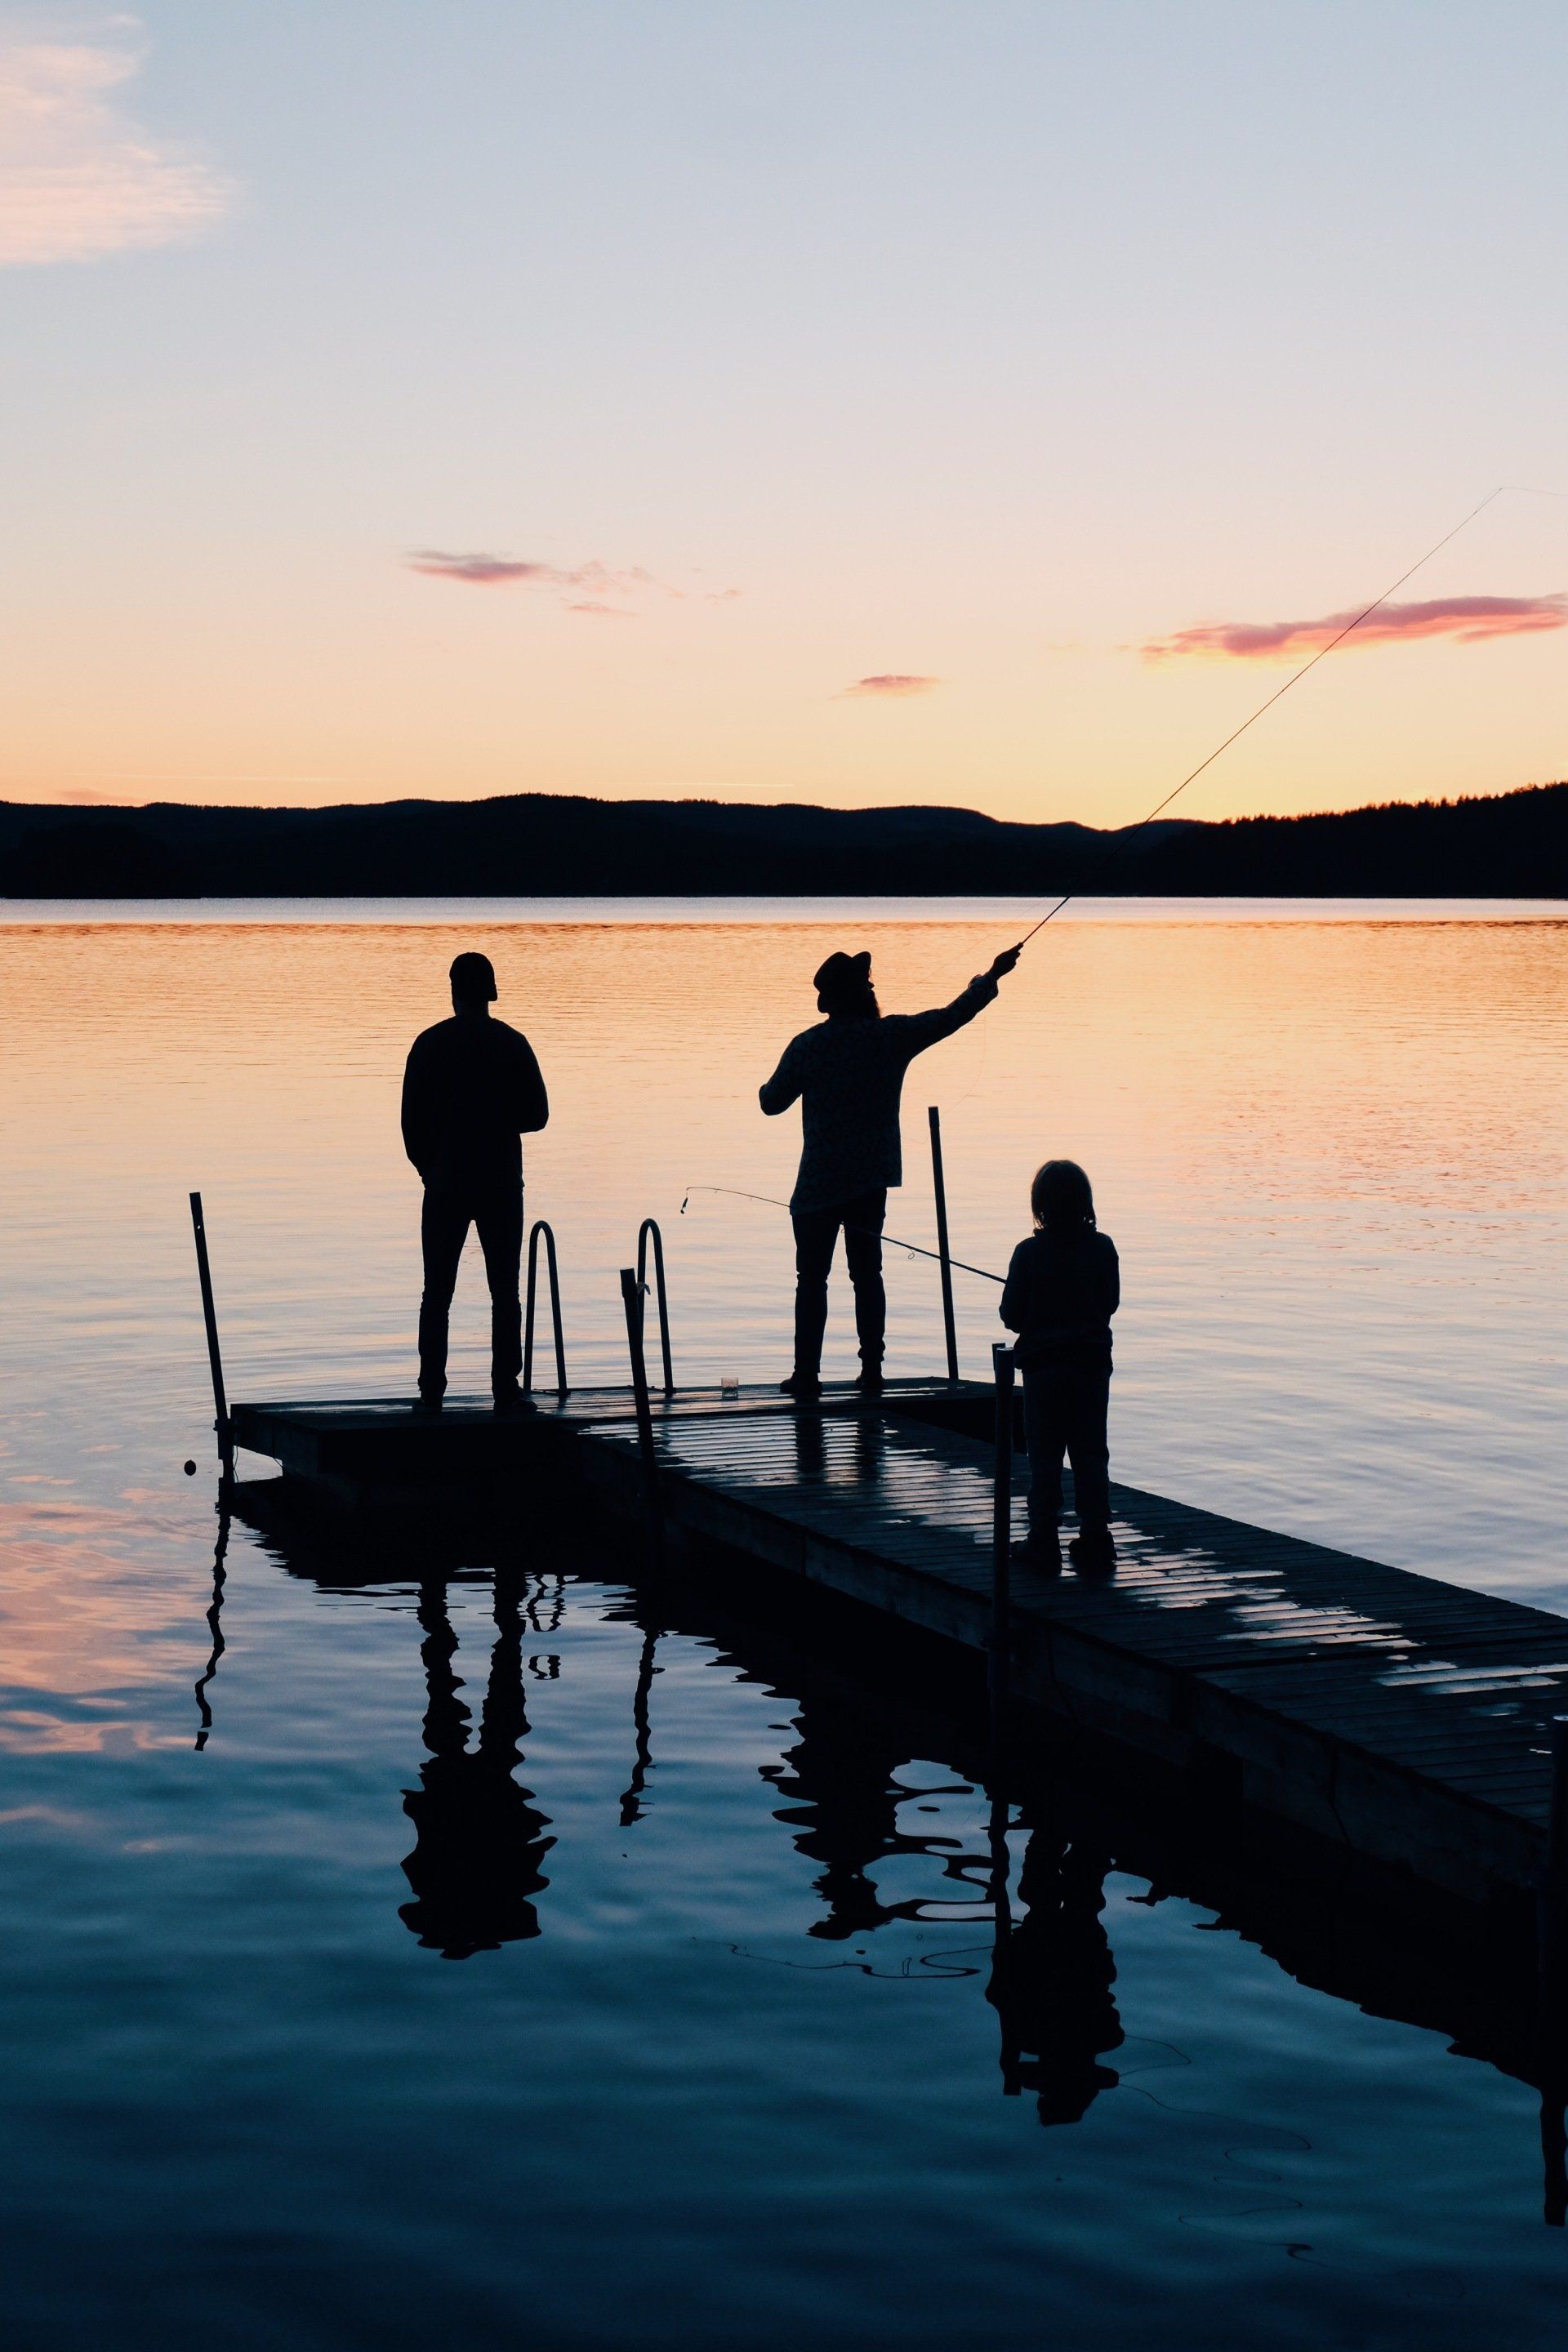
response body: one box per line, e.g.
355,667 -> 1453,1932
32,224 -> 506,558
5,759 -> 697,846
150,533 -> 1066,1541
1000,1160 -> 1120,1574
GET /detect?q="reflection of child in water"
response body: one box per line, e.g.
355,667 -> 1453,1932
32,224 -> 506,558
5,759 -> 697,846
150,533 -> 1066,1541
1000,1160 -> 1120,1574
988,1832 -> 1123,2126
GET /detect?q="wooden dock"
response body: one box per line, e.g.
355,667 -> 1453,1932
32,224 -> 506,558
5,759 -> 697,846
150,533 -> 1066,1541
229,1379 -> 1568,1914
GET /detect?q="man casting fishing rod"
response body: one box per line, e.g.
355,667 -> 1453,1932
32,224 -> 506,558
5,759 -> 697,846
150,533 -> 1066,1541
760,943 -> 1020,1399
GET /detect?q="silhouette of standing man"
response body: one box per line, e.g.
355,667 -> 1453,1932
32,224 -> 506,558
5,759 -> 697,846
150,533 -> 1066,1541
402,951 -> 549,1412
760,944 -> 1018,1397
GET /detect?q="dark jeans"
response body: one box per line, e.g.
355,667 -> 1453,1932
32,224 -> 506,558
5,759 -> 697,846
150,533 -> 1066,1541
1022,1362 -> 1111,1534
790,1188 -> 887,1380
418,1183 -> 524,1397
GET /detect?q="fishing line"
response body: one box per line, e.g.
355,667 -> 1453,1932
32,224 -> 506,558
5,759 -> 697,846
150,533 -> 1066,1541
695,488 -> 1554,1234
1013,483 -> 1511,951
680,1184 -> 1004,1284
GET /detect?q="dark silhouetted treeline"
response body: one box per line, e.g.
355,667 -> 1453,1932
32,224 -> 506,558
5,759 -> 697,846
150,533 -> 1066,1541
1,782 -> 1562,898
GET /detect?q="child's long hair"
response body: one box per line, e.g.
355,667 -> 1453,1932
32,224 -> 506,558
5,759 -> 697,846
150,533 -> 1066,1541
1031,1158 -> 1096,1236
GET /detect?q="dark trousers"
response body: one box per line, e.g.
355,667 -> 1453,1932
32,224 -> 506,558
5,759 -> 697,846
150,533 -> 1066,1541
418,1183 -> 524,1397
1022,1363 -> 1111,1533
790,1188 -> 887,1380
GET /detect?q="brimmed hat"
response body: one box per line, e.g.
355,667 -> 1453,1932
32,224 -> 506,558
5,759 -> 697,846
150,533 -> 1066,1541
813,949 -> 872,995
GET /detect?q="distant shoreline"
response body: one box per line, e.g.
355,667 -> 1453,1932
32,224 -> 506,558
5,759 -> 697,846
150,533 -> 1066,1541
5,895 -> 1566,930
1,782 -> 1562,900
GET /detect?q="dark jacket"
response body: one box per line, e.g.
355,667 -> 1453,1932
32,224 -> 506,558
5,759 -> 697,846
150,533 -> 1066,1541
759,973 -> 998,1213
400,1013 -> 548,1192
1000,1227 -> 1120,1372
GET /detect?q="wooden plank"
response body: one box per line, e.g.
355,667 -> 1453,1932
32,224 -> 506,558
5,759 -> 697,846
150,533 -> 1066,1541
233,1378 -> 1568,1903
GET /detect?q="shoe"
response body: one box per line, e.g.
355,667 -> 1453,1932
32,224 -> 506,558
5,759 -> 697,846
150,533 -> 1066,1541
1013,1530 -> 1062,1575
1069,1527 -> 1117,1575
853,1365 -> 884,1396
780,1372 -> 823,1401
492,1386 -> 537,1417
414,1392 -> 443,1415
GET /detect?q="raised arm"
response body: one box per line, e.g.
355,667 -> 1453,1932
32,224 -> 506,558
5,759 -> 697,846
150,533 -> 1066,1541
897,946 -> 1020,1059
759,1037 -> 804,1116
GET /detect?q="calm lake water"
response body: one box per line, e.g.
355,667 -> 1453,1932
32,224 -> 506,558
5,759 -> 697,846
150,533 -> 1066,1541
3,897 -> 1566,2349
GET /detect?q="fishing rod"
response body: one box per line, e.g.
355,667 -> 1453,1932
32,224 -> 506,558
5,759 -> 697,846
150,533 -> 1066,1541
1013,483 -> 1510,951
681,1184 -> 1004,1284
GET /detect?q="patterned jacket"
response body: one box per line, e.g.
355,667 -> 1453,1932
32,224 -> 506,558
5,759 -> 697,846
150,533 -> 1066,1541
760,973 -> 998,1213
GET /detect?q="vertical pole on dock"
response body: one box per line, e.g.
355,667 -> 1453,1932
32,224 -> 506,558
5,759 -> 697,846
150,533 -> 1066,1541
189,1192 -> 234,1483
1538,1717 -> 1568,2223
929,1107 -> 960,1383
1544,1719 -> 1568,1913
990,1343 -> 1015,1725
620,1267 -> 663,1546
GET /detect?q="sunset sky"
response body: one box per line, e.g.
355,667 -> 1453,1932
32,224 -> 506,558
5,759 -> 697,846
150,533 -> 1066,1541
3,2 -> 1565,823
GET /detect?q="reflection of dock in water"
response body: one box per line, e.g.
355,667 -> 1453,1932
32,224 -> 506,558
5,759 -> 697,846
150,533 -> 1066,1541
222,1471 -> 1562,2207
231,1379 -> 1568,1923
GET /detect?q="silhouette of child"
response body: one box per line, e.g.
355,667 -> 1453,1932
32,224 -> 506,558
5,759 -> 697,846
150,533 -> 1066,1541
1000,1160 -> 1119,1573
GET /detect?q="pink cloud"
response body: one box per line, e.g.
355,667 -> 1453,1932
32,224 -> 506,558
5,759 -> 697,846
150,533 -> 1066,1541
841,673 -> 940,697
408,551 -> 579,589
0,40 -> 234,268
406,550 -> 739,616
1141,592 -> 1568,664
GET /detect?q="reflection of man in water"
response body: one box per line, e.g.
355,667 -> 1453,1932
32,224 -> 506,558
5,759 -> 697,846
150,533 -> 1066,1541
399,1579 -> 554,1959
760,944 -> 1018,1398
766,1698 -> 929,1940
401,951 -> 549,1412
988,1827 -> 1122,2124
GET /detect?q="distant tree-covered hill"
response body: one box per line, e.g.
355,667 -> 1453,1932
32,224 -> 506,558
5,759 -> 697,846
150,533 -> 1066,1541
0,781 -> 1562,898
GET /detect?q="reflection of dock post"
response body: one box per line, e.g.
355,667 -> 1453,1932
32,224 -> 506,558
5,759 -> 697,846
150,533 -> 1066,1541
928,1107 -> 960,1383
621,1267 -> 663,1548
619,1619 -> 661,1826
988,1784 -> 1021,2096
990,1343 -> 1015,1733
1539,1716 -> 1568,2223
193,1494 -> 231,1751
188,1191 -> 234,1483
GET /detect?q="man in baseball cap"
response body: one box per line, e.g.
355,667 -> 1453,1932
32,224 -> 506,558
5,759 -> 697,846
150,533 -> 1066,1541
400,952 -> 549,1412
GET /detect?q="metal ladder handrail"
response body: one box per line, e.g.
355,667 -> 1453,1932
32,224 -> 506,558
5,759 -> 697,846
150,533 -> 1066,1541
523,1218 -> 569,1401
635,1218 -> 675,1398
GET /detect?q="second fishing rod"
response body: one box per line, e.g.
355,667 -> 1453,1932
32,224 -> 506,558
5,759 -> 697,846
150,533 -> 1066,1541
684,1107 -> 1006,1386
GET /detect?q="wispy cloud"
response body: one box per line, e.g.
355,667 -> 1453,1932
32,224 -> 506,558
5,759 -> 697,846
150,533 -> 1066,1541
408,550 -> 741,615
840,674 -> 940,697
1141,593 -> 1568,664
0,34 -> 233,266
408,554 -> 565,588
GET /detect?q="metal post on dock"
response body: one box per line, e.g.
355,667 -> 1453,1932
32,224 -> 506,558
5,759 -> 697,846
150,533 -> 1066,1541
1539,1717 -> 1568,2224
189,1192 -> 234,1482
929,1107 -> 960,1383
990,1343 -> 1015,1722
1539,1715 -> 1568,2001
636,1219 -> 675,1399
620,1267 -> 663,1545
523,1219 -> 569,1401
1544,1719 -> 1568,1908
